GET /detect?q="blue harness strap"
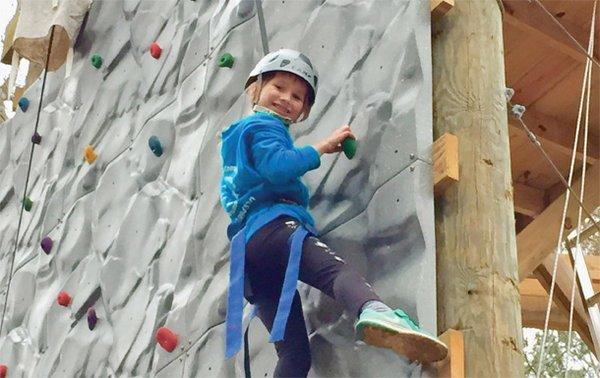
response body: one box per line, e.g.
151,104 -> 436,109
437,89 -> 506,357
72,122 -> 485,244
225,229 -> 247,359
225,216 -> 316,359
269,227 -> 309,342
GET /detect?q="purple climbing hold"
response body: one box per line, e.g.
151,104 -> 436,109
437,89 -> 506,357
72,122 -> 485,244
87,308 -> 98,330
40,237 -> 53,254
31,132 -> 42,145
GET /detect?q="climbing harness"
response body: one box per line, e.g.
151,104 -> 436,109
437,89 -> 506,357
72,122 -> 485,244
225,212 -> 317,376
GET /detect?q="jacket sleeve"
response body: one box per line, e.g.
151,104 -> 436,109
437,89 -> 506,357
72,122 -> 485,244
248,124 -> 321,184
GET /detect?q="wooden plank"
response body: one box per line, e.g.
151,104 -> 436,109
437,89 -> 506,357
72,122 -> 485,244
433,329 -> 464,378
431,0 -> 454,21
534,256 -> 595,351
502,1 -> 589,64
513,182 -> 545,218
520,277 -> 594,331
433,133 -> 459,196
508,109 -> 599,165
517,165 -> 600,281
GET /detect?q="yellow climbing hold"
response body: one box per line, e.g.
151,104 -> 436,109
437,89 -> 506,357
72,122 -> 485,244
84,145 -> 97,164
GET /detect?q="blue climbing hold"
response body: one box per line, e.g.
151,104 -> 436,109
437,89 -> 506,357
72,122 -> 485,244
148,136 -> 163,157
18,97 -> 29,112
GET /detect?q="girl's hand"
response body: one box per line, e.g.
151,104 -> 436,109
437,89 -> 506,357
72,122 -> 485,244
314,125 -> 356,155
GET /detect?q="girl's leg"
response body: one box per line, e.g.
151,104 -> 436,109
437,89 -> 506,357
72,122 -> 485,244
253,291 -> 311,378
245,215 -> 381,319
297,234 -> 382,318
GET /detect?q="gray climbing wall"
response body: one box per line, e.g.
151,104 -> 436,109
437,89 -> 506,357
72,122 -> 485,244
0,0 -> 437,376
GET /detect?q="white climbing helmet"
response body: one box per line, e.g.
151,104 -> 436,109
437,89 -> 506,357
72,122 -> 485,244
245,49 -> 319,105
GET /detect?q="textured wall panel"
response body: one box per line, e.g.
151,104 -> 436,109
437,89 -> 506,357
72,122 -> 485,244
0,0 -> 436,376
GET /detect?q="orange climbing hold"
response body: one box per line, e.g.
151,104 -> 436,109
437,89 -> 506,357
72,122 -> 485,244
0,364 -> 6,378
156,327 -> 178,352
84,145 -> 97,164
150,42 -> 162,59
57,291 -> 72,307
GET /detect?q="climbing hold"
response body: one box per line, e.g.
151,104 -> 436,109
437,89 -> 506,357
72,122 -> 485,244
40,237 -> 53,254
0,364 -> 6,378
218,53 -> 235,68
18,97 -> 30,112
150,42 -> 162,59
156,327 -> 178,352
91,54 -> 103,69
31,132 -> 42,145
342,137 -> 357,159
148,136 -> 163,157
23,197 -> 33,212
57,291 -> 71,307
84,145 -> 97,164
87,308 -> 98,330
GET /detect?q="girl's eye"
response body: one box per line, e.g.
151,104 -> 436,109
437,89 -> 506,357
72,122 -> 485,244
274,85 -> 282,90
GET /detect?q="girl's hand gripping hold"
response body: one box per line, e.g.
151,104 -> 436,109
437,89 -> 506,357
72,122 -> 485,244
314,125 -> 357,157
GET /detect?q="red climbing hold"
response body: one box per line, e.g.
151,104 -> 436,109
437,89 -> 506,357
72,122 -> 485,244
156,327 -> 178,352
57,291 -> 72,307
0,364 -> 7,378
150,42 -> 162,59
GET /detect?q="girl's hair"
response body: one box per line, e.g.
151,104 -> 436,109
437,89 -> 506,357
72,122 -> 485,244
245,71 -> 313,122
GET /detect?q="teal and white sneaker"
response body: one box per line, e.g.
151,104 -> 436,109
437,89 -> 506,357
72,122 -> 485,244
355,308 -> 448,363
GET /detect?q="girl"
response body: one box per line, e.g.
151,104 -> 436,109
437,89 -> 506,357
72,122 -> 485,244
220,49 -> 447,377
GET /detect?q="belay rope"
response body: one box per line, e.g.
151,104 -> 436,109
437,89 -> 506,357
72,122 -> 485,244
0,25 -> 56,338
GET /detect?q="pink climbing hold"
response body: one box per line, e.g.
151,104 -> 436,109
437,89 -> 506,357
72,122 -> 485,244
40,237 -> 53,254
87,308 -> 98,330
57,291 -> 71,307
156,327 -> 178,352
0,364 -> 6,378
150,42 -> 162,59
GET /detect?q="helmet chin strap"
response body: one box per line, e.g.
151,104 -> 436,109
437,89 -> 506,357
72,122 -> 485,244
252,104 -> 294,125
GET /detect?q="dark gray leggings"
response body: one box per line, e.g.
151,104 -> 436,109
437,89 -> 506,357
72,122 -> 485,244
245,216 -> 380,377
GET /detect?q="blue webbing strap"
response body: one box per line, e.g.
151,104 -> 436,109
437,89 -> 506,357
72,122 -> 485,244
225,229 -> 246,359
269,227 -> 309,342
225,216 -> 317,359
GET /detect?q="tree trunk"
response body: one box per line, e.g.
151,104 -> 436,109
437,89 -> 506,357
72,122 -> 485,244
432,0 -> 525,376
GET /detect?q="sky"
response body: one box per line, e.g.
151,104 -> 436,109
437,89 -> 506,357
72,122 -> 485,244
1,0 -> 21,118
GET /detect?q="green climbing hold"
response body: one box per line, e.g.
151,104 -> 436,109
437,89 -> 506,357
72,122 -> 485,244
218,53 -> 235,68
342,138 -> 357,159
91,54 -> 103,69
23,197 -> 33,212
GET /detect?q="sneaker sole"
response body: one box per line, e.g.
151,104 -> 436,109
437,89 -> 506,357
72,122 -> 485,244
359,321 -> 448,363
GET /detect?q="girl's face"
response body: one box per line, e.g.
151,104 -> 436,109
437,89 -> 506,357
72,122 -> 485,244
256,71 -> 308,122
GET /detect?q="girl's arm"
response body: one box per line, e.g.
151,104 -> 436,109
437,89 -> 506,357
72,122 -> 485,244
250,126 -> 321,184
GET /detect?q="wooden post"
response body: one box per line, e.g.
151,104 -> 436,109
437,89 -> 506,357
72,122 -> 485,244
432,0 -> 524,376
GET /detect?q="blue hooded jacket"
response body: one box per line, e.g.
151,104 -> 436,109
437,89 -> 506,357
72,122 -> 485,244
219,111 -> 321,241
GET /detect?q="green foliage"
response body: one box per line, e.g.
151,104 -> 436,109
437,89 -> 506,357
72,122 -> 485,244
523,328 -> 598,377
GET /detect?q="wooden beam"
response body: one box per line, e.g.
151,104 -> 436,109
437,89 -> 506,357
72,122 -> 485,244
513,182 -> 545,218
508,110 -> 599,166
520,277 -> 570,330
502,1 -> 590,64
517,165 -> 600,281
431,0 -> 454,21
534,256 -> 595,351
433,329 -> 464,378
433,0 -> 523,375
433,133 -> 459,196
